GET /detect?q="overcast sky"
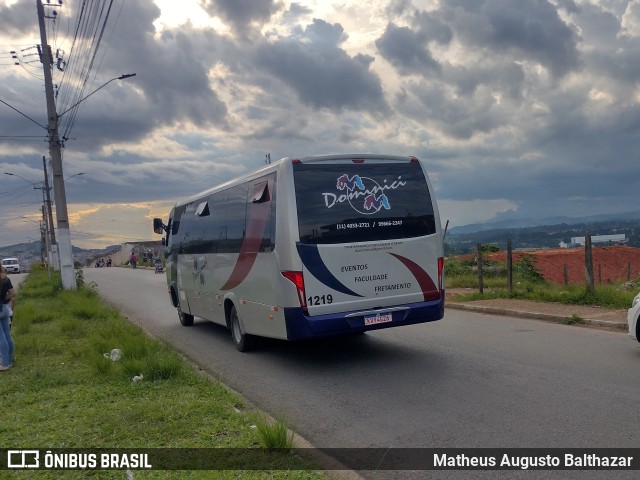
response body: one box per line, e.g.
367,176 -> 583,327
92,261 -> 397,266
1,0 -> 639,249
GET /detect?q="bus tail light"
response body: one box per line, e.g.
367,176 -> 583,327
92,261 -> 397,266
438,257 -> 444,292
282,271 -> 308,313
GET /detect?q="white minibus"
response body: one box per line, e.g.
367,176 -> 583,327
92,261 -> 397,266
153,154 -> 445,351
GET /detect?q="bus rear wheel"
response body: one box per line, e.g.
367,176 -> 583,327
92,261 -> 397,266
178,307 -> 194,326
230,306 -> 256,352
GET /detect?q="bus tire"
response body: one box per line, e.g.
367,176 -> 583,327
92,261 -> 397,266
178,307 -> 194,326
230,305 -> 255,352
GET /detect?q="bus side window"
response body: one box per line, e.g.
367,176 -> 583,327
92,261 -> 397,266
171,206 -> 187,254
171,219 -> 180,236
226,184 -> 249,253
247,175 -> 275,253
251,181 -> 269,203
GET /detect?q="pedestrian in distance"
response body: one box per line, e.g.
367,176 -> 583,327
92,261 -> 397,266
0,266 -> 16,371
130,252 -> 138,269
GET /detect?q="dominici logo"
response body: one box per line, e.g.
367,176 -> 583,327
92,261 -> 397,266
322,174 -> 407,214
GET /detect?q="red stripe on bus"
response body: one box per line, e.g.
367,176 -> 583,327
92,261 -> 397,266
388,253 -> 441,301
220,182 -> 272,290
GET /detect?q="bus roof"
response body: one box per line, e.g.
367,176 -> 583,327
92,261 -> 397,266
173,154 -> 419,208
291,154 -> 417,163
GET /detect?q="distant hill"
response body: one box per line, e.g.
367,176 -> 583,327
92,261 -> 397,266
0,241 -> 42,258
446,216 -> 640,255
0,242 -> 120,269
448,210 -> 640,235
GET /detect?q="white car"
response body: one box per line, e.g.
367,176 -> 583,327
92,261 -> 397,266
628,293 -> 640,342
1,258 -> 20,274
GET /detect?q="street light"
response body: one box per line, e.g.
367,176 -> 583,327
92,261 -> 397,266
5,170 -> 85,186
22,215 -> 42,227
58,73 -> 137,118
65,172 -> 86,182
4,171 -> 43,186
15,169 -> 85,222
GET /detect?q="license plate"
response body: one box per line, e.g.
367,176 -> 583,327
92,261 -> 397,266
364,313 -> 392,326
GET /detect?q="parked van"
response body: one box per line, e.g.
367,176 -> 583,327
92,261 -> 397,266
1,258 -> 20,274
153,154 -> 445,350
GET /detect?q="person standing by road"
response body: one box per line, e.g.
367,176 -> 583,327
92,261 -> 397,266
130,252 -> 138,269
0,266 -> 15,371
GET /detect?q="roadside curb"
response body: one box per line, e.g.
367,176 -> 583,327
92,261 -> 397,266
447,302 -> 628,331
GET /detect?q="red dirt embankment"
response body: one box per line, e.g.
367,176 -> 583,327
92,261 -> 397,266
485,245 -> 640,285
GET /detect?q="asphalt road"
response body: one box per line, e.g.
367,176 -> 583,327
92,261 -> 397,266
7,272 -> 28,288
84,267 -> 640,479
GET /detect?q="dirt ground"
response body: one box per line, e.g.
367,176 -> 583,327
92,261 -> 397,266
484,245 -> 640,285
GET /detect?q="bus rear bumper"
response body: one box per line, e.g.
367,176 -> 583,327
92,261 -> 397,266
283,296 -> 445,341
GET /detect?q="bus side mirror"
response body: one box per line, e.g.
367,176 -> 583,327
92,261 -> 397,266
153,218 -> 165,235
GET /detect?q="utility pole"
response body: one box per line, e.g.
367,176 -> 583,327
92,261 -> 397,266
41,203 -> 52,279
42,155 -> 58,270
585,235 -> 595,294
41,204 -> 51,265
39,209 -> 46,264
37,0 -> 76,289
35,184 -> 49,264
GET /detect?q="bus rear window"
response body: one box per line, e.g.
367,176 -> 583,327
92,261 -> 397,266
293,161 -> 436,244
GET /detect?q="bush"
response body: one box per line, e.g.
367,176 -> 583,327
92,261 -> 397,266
563,314 -> 584,325
514,254 -> 545,282
255,415 -> 294,449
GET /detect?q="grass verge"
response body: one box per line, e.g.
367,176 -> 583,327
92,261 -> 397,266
2,266 -> 324,479
447,282 -> 636,309
445,256 -> 638,309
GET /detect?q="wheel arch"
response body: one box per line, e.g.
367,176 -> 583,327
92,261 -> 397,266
169,282 -> 179,308
224,296 -> 239,330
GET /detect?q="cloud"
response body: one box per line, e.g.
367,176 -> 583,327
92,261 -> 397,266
0,0 -> 38,37
67,202 -> 177,248
375,1 -> 454,75
622,0 -> 640,36
199,0 -> 281,30
285,2 -> 312,19
444,0 -> 582,78
439,198 -> 519,227
253,19 -> 389,114
1,0 -> 640,249
375,23 -> 441,75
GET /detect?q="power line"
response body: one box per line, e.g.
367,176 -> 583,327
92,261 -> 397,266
0,183 -> 43,197
5,201 -> 43,207
0,136 -> 47,142
14,49 -> 46,79
57,0 -> 106,118
66,215 -> 153,225
59,0 -> 120,141
0,99 -> 48,130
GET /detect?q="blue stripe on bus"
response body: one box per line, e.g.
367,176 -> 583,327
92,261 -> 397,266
296,243 -> 363,297
283,296 -> 445,340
